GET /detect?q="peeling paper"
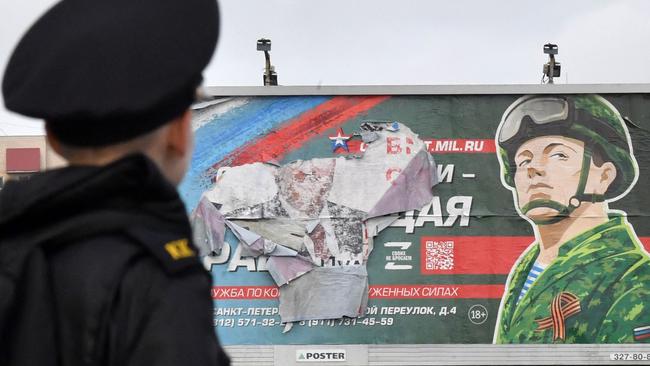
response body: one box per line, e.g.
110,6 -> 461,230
282,322 -> 294,333
366,149 -> 437,218
191,196 -> 226,256
276,159 -> 336,220
231,218 -> 305,251
305,220 -> 320,234
327,125 -> 433,216
198,122 -> 438,327
206,163 -> 278,217
225,221 -> 261,246
265,240 -> 298,257
267,254 -> 315,286
237,241 -> 262,258
278,266 -> 368,323
365,215 -> 400,238
227,221 -> 298,259
386,121 -> 400,132
360,131 -> 380,143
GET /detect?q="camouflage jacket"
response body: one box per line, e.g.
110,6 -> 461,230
495,216 -> 650,343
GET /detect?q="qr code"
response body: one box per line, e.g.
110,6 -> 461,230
425,240 -> 454,270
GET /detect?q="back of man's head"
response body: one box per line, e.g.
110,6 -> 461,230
2,0 -> 220,183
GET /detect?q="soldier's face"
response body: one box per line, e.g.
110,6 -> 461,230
513,136 -> 584,220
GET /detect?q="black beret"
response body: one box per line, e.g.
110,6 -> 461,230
2,0 -> 219,146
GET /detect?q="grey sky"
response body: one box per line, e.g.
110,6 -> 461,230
2,0 -> 650,135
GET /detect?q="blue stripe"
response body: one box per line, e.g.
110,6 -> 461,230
517,262 -> 547,305
517,288 -> 529,302
180,96 -> 330,211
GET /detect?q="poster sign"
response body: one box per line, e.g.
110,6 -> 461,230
181,94 -> 650,345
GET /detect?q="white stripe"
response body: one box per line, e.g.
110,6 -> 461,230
517,261 -> 547,305
634,325 -> 650,332
191,97 -> 250,131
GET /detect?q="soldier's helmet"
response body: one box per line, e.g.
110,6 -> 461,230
496,94 -> 638,201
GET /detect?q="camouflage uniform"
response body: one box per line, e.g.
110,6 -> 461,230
495,215 -> 650,343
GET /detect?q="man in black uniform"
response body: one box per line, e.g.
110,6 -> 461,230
0,0 -> 229,365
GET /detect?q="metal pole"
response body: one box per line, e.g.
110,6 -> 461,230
549,54 -> 555,84
264,51 -> 271,86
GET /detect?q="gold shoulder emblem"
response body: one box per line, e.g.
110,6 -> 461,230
164,239 -> 195,260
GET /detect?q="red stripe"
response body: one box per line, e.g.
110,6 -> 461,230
212,284 -> 504,300
427,139 -> 496,154
552,295 -> 563,340
421,236 -> 650,275
215,96 -> 389,168
564,307 -> 580,317
368,284 -> 504,299
211,286 -> 278,300
537,319 -> 552,328
560,293 -> 575,301
635,333 -> 650,341
565,300 -> 580,311
336,138 -> 496,155
640,238 -> 650,252
421,236 -> 533,275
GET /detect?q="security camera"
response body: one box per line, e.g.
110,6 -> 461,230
257,38 -> 271,52
543,43 -> 558,55
542,43 -> 560,83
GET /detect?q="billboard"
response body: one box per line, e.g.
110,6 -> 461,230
181,93 -> 650,345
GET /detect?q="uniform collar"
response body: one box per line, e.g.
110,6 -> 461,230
0,154 -> 186,237
556,215 -> 626,257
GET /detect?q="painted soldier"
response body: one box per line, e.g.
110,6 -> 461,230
494,95 -> 650,343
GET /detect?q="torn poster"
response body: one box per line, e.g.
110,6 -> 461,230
191,195 -> 226,257
194,122 -> 438,326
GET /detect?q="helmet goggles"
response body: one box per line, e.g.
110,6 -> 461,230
499,97 -> 569,143
498,96 -> 623,148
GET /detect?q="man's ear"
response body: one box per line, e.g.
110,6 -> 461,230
165,109 -> 192,156
594,161 -> 617,195
45,124 -> 65,157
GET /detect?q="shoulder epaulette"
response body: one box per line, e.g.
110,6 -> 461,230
125,225 -> 203,275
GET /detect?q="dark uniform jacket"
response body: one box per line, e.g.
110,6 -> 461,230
0,154 -> 230,365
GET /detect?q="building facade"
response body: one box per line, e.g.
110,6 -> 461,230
0,135 -> 66,189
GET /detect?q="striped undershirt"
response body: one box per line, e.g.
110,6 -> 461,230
517,261 -> 548,304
